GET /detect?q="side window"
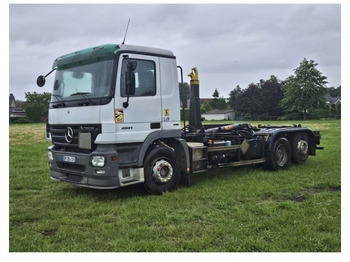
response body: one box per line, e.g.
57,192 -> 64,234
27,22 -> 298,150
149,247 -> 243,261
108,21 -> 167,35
121,58 -> 156,97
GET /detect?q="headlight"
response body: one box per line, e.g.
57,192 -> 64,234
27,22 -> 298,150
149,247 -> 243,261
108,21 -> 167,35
91,156 -> 105,167
48,151 -> 53,161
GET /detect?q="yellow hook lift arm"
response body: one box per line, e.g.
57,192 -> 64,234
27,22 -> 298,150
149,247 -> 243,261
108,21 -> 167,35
188,67 -> 199,84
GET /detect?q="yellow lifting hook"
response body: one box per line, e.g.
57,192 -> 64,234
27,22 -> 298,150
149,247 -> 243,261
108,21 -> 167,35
188,67 -> 199,84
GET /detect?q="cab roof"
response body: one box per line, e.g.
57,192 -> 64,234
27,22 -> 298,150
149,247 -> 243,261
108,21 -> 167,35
52,44 -> 175,69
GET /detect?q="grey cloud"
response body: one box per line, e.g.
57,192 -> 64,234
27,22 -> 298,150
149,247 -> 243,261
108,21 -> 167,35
9,4 -> 341,100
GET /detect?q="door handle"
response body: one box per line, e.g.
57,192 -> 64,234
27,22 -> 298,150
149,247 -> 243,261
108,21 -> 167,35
150,122 -> 160,129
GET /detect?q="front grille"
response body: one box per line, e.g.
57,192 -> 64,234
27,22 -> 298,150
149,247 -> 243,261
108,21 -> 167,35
57,162 -> 86,172
48,124 -> 101,152
51,126 -> 80,147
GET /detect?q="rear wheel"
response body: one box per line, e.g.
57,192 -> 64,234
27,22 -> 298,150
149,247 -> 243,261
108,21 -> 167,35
267,137 -> 291,170
143,147 -> 180,194
291,132 -> 309,164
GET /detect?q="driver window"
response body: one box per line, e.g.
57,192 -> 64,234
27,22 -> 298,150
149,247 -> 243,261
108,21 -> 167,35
121,59 -> 156,97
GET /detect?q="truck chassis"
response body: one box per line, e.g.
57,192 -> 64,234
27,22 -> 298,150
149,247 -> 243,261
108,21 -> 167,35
139,122 -> 322,194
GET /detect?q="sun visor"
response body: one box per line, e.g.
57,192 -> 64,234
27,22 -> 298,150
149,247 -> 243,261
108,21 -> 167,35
52,44 -> 119,69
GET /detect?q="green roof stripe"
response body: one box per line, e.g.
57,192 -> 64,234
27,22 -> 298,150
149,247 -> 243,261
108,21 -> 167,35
52,44 -> 119,69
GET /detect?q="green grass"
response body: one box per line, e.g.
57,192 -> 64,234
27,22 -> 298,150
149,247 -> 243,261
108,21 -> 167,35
9,120 -> 341,252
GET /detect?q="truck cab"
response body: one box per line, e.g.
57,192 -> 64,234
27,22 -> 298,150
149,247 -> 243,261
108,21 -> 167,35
46,44 -> 186,192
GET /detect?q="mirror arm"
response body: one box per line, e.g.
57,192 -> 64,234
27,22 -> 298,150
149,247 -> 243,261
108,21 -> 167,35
45,68 -> 56,78
37,68 -> 57,87
123,96 -> 129,108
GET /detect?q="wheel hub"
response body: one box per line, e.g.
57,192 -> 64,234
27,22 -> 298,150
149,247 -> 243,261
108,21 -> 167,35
152,159 -> 173,184
276,144 -> 287,166
297,140 -> 308,155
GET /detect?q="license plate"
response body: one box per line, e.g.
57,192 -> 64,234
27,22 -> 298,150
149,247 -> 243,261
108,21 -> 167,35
62,155 -> 76,163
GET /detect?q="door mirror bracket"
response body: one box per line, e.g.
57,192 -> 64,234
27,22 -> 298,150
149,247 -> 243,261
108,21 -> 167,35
123,55 -> 137,108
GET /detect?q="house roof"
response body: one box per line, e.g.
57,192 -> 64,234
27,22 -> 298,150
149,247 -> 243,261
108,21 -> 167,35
326,94 -> 341,104
200,98 -> 214,102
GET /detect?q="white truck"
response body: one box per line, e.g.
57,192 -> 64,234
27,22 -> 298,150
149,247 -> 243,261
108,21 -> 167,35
37,44 -> 322,194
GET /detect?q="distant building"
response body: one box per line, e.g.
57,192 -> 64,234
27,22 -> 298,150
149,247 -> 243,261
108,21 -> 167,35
9,93 -> 16,116
326,94 -> 341,114
9,94 -> 26,120
202,109 -> 235,121
199,98 -> 214,107
181,98 -> 214,108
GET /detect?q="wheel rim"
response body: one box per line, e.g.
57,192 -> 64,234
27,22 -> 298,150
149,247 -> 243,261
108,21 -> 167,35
275,144 -> 288,167
297,139 -> 308,155
152,159 -> 173,184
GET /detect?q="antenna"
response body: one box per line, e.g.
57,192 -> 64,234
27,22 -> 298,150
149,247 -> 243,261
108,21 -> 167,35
122,18 -> 130,44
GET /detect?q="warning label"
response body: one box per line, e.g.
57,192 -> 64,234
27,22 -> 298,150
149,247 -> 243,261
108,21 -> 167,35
115,109 -> 124,123
164,109 -> 170,116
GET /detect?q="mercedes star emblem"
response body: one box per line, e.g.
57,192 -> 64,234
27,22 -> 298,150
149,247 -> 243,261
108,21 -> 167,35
65,127 -> 74,143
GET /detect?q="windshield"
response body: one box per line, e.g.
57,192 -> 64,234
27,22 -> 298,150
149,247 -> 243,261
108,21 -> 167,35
52,59 -> 114,103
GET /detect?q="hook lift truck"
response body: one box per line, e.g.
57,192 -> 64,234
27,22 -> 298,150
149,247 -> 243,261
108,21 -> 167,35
37,44 -> 322,194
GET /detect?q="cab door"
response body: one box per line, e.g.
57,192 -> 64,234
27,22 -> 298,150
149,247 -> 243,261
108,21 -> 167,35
114,54 -> 161,143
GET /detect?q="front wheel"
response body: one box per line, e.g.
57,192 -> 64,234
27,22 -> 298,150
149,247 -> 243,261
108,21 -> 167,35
267,137 -> 291,170
143,147 -> 180,194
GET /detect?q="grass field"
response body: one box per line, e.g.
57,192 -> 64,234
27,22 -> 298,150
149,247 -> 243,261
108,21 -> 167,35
9,120 -> 341,252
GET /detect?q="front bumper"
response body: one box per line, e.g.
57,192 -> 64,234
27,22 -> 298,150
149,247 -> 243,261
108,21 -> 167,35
48,145 -> 144,189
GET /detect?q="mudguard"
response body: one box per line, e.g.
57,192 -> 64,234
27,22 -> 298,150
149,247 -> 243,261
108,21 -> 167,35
256,127 -> 318,156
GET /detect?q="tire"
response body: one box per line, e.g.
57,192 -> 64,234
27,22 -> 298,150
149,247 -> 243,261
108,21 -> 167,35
267,137 -> 291,170
291,132 -> 309,164
143,146 -> 180,194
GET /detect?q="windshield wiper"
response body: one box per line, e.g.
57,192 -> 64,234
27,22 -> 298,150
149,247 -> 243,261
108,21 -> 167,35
70,92 -> 95,105
51,94 -> 66,107
70,92 -> 91,96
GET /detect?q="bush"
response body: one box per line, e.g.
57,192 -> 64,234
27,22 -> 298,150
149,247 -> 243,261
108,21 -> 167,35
180,108 -> 190,121
11,118 -> 33,124
25,104 -> 45,123
23,92 -> 50,123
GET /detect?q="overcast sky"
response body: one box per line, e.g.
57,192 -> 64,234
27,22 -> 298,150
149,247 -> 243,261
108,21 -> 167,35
9,3 -> 341,101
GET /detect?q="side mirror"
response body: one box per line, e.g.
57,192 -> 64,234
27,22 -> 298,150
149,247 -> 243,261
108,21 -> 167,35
128,71 -> 136,96
37,75 -> 46,87
123,57 -> 137,108
126,60 -> 137,96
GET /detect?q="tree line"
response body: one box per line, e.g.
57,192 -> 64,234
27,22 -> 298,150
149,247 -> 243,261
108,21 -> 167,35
180,58 -> 341,119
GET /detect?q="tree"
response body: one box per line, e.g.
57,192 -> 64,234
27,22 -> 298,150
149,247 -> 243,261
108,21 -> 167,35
216,98 -> 228,110
228,85 -> 242,111
210,88 -> 227,110
259,76 -> 284,116
179,82 -> 190,108
201,100 -> 211,113
281,58 -> 328,117
328,86 -> 341,97
212,88 -> 219,98
235,76 -> 284,117
236,83 -> 262,115
23,92 -> 51,122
